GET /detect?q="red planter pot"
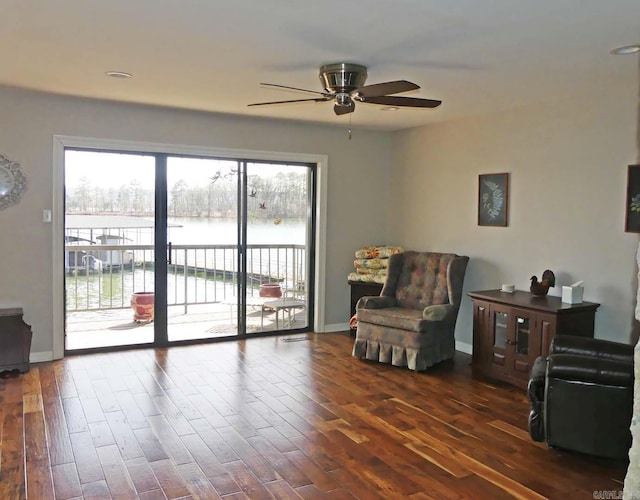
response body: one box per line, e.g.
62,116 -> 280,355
259,284 -> 282,298
131,292 -> 154,322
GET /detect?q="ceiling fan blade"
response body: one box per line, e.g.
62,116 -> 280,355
360,95 -> 442,108
248,97 -> 331,107
355,80 -> 419,98
260,82 -> 331,97
334,101 -> 355,115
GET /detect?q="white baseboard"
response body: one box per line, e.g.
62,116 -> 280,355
455,340 -> 473,355
30,351 -> 54,363
322,322 -> 350,333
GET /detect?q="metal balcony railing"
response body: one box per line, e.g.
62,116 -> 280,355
65,243 -> 306,312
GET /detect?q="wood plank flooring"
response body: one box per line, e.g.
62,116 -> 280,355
0,332 -> 627,499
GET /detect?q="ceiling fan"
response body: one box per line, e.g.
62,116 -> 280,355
248,63 -> 442,115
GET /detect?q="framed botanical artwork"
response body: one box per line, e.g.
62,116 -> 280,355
625,165 -> 640,232
478,173 -> 509,227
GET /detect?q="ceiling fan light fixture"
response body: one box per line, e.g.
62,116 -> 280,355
610,44 -> 640,55
335,93 -> 352,106
105,70 -> 133,79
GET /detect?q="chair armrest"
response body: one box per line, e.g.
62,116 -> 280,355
422,304 -> 453,321
551,335 -> 634,365
356,296 -> 397,310
527,356 -> 547,442
547,353 -> 633,387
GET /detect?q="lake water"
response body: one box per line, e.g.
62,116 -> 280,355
170,217 -> 307,245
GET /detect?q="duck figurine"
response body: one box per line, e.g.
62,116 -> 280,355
530,270 -> 555,297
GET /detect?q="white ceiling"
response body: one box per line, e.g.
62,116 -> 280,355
2,0 -> 639,131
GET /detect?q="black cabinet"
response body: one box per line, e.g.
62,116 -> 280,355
348,281 -> 383,329
0,308 -> 33,374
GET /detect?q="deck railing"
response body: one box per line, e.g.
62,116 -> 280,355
65,243 -> 306,312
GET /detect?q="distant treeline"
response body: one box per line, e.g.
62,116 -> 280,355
66,171 -> 308,218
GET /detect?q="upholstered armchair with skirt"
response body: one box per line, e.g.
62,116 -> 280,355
352,251 -> 469,371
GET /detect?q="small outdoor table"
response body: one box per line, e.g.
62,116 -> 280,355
261,299 -> 306,329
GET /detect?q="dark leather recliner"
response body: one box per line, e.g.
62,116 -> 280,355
528,335 -> 634,460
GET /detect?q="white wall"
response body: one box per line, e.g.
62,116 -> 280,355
390,82 -> 640,346
0,86 -> 392,358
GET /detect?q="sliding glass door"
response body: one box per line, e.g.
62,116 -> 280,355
64,149 -> 314,351
244,162 -> 311,335
166,157 -> 240,342
64,150 -> 157,350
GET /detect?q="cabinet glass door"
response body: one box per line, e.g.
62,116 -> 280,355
513,311 -> 536,375
491,310 -> 508,367
493,311 -> 508,349
516,316 -> 530,355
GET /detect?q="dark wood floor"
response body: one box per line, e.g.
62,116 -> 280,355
0,332 -> 627,499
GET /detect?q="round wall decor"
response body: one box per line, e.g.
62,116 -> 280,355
0,154 -> 27,210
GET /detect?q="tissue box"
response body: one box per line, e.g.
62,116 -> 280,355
562,286 -> 584,304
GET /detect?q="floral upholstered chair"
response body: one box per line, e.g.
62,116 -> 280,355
352,251 -> 469,371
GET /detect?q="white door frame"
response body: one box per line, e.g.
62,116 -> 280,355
52,135 -> 328,359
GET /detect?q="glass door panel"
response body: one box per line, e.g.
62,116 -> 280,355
246,162 -> 310,333
491,310 -> 508,366
166,157 -> 239,342
64,150 -> 156,350
493,311 -> 508,349
516,316 -> 530,355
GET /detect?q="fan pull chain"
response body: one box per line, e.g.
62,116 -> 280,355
348,113 -> 352,140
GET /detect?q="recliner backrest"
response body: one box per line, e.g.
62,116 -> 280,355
384,251 -> 457,310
